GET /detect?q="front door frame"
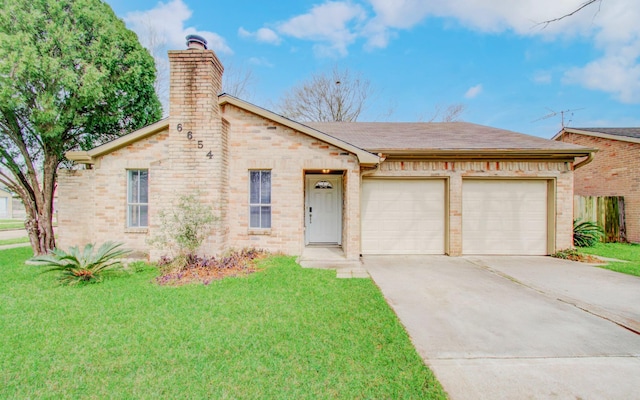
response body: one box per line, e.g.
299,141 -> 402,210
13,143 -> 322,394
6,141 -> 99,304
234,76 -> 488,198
305,174 -> 343,245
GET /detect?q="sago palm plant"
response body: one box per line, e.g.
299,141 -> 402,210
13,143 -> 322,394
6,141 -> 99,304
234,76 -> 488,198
573,219 -> 604,247
29,241 -> 131,285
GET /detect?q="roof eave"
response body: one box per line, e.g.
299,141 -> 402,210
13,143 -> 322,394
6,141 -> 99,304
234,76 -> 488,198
374,148 -> 596,160
556,127 -> 640,144
65,118 -> 170,164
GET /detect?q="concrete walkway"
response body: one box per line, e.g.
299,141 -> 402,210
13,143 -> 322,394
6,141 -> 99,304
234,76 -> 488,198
0,229 -> 30,251
0,228 -> 27,240
363,255 -> 640,400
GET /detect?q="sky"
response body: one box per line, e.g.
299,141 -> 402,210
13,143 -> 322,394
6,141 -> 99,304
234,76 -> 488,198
105,0 -> 640,138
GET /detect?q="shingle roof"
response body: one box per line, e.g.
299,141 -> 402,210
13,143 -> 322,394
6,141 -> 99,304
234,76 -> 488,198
305,121 -> 589,153
565,127 -> 640,140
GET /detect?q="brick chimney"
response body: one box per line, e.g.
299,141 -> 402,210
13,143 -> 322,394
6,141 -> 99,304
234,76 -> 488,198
160,35 -> 228,254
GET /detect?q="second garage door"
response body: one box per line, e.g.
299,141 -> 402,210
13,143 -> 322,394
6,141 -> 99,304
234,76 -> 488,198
462,180 -> 548,255
362,179 -> 445,254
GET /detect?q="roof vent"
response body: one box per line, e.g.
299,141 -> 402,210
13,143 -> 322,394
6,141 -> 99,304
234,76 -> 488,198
186,34 -> 207,50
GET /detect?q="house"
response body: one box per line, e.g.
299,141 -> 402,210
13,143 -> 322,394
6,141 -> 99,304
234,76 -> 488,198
554,127 -> 640,243
0,188 -> 12,219
57,36 -> 594,261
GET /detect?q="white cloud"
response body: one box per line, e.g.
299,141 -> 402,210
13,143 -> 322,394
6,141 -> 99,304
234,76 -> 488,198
238,27 -> 281,45
124,0 -> 232,54
123,0 -> 232,114
464,84 -> 483,99
248,57 -> 274,68
276,1 -> 367,57
533,71 -> 552,84
360,0 -> 640,103
564,51 -> 640,103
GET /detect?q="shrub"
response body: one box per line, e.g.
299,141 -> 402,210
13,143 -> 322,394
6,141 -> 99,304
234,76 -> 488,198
148,194 -> 216,260
551,248 -> 603,263
573,219 -> 604,247
29,242 -> 131,285
551,248 -> 583,261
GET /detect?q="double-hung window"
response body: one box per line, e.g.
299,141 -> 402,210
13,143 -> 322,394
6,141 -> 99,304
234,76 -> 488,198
249,170 -> 271,229
127,170 -> 148,228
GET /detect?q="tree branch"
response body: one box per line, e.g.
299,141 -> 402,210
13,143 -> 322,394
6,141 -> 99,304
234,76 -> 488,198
537,0 -> 602,28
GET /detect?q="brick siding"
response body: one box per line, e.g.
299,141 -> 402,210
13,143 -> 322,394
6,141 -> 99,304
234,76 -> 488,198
57,46 -> 578,259
560,132 -> 640,242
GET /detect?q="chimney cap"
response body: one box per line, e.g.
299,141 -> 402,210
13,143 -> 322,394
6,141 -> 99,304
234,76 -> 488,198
186,34 -> 208,50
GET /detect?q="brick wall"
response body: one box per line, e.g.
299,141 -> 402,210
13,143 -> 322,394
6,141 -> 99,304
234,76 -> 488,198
222,104 -> 361,260
164,49 -> 228,256
57,131 -> 170,254
559,132 -> 640,242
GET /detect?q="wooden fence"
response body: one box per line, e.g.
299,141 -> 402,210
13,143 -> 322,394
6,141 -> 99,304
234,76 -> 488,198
574,195 -> 626,243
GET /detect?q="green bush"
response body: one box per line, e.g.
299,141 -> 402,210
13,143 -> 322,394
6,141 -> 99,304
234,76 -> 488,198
148,194 -> 216,259
551,248 -> 583,261
29,241 -> 131,285
573,219 -> 604,247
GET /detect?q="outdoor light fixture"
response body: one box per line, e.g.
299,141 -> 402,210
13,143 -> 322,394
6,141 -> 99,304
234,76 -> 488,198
322,169 -> 330,174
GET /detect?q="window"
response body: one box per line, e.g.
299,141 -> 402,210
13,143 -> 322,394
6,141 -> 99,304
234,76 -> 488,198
314,180 -> 333,189
249,170 -> 271,229
127,170 -> 148,228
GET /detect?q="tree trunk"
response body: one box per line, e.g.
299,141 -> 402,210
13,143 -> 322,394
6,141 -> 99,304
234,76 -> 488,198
21,155 -> 58,255
24,203 -> 55,255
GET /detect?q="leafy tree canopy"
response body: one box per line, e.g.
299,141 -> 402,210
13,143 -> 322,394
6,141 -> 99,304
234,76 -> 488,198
0,0 -> 162,253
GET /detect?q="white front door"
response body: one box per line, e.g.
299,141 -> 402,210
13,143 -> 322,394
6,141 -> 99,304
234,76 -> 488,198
305,175 -> 342,245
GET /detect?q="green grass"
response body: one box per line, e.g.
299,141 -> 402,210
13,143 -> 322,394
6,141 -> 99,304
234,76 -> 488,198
0,248 -> 446,399
580,242 -> 640,277
0,219 -> 25,230
0,236 -> 29,246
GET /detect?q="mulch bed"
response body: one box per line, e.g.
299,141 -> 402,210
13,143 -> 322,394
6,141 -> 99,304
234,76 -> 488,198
552,248 -> 604,263
155,249 -> 267,286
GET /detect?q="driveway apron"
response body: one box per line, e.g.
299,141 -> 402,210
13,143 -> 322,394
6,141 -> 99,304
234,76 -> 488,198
363,255 -> 640,400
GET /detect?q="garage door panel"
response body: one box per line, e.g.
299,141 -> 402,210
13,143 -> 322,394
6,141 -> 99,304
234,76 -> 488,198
463,180 -> 547,255
362,179 -> 445,255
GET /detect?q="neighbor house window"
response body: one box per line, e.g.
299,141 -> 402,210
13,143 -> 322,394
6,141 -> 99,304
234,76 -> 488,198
127,170 -> 148,228
249,170 -> 271,229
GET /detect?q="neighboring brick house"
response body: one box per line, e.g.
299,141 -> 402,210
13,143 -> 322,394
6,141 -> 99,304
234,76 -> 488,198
554,127 -> 640,243
57,36 -> 593,260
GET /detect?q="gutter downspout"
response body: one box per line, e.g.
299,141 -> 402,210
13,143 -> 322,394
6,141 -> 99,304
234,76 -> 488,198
361,154 -> 387,176
574,152 -> 594,170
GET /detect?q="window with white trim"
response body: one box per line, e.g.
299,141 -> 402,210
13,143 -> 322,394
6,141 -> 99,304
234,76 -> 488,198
127,170 -> 148,228
249,170 -> 271,229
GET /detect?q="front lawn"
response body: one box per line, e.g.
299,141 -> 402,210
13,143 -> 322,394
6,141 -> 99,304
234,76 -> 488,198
580,242 -> 640,277
0,247 -> 445,399
0,219 -> 24,231
0,236 -> 29,246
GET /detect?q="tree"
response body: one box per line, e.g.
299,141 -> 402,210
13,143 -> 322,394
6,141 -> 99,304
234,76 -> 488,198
539,0 -> 602,27
421,103 -> 467,123
0,0 -> 162,254
278,67 -> 373,122
132,19 -> 257,114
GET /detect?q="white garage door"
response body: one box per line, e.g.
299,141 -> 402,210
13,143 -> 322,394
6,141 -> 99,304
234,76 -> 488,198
362,179 -> 445,254
462,180 -> 548,255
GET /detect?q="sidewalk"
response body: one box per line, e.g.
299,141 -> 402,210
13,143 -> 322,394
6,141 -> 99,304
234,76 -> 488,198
0,229 -> 30,251
0,242 -> 31,251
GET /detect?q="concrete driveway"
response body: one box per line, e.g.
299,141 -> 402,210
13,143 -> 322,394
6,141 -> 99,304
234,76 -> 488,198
363,256 -> 640,400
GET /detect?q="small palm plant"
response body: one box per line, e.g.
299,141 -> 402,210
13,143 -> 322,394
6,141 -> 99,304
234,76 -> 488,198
573,219 -> 604,247
29,242 -> 131,285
